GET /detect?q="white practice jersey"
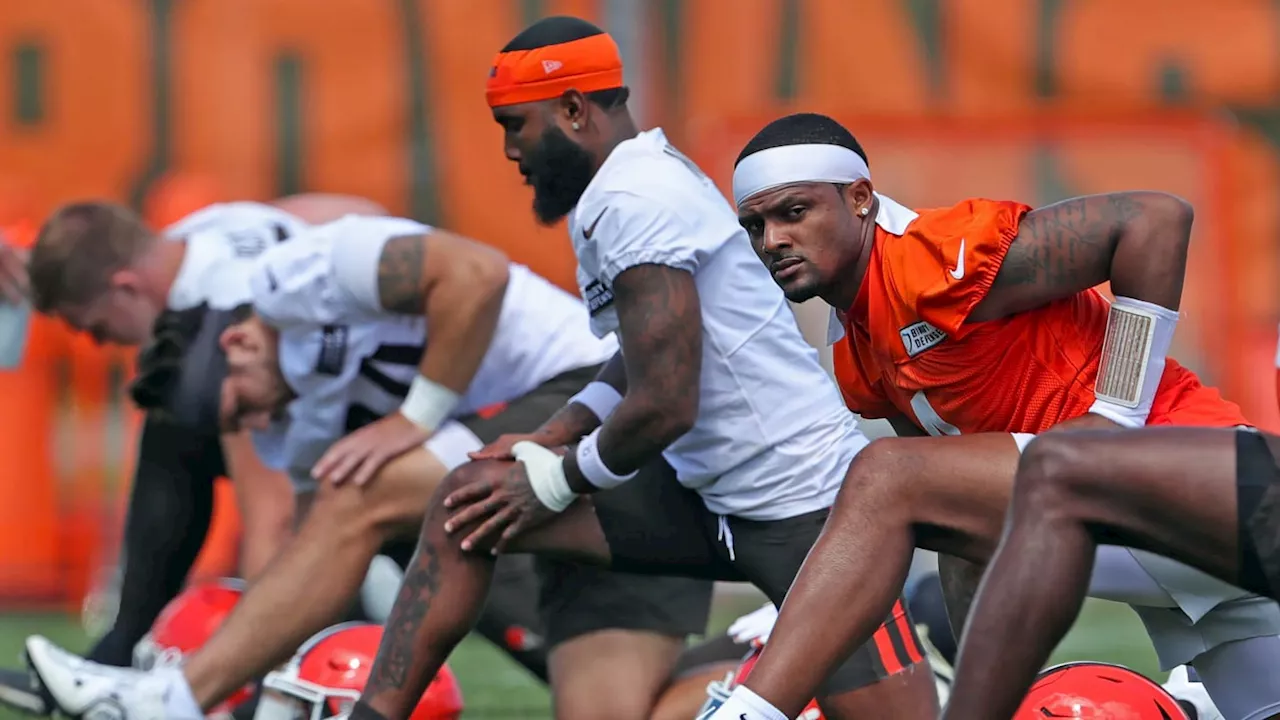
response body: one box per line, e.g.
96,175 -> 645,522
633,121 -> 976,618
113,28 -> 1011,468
248,215 -> 617,478
567,128 -> 865,521
164,202 -> 311,311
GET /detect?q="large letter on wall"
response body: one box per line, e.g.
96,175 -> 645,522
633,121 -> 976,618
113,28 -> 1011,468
0,1 -> 147,211
171,0 -> 408,212
414,0 -> 587,291
1055,0 -> 1280,107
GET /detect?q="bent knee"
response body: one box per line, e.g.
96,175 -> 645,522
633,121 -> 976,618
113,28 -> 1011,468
836,438 -> 922,512
1015,435 -> 1103,515
437,459 -> 505,498
310,471 -> 426,538
304,481 -> 383,543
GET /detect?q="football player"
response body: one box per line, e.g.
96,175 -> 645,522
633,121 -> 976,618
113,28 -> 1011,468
712,112 -> 1280,720
24,211 -> 731,720
2,196 -> 370,671
339,17 -> 937,720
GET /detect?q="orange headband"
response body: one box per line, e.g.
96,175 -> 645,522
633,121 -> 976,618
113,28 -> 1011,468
486,33 -> 623,108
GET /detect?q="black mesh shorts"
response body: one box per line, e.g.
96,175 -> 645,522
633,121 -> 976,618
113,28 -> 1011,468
591,460 -> 926,695
1235,428 -> 1280,601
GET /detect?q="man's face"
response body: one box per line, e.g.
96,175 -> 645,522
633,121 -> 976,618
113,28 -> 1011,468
56,272 -> 159,346
218,315 -> 289,433
736,181 -> 872,303
493,100 -> 596,225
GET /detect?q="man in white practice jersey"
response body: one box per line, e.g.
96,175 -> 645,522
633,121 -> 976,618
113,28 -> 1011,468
321,16 -> 939,720
0,197 -> 374,708
24,212 -> 723,720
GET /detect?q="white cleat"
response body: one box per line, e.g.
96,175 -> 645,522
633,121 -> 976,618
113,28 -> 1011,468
916,623 -> 953,706
726,602 -> 779,646
1161,665 -> 1222,720
24,636 -> 173,720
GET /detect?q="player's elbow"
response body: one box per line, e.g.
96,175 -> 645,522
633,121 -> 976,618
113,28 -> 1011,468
1135,192 -> 1194,248
453,243 -> 510,305
665,399 -> 697,441
649,387 -> 698,444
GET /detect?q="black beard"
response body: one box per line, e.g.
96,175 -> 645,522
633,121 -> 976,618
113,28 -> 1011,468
525,125 -> 596,225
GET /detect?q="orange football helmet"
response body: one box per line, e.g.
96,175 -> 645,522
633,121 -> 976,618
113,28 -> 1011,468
256,622 -> 463,720
132,578 -> 254,718
1014,662 -> 1189,720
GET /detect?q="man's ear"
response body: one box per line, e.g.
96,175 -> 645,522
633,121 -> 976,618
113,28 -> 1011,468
219,323 -> 251,352
840,179 -> 876,216
109,268 -> 144,296
559,90 -> 587,127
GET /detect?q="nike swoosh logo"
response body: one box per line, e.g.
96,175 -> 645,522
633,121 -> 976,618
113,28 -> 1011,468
582,208 -> 609,240
949,238 -> 965,280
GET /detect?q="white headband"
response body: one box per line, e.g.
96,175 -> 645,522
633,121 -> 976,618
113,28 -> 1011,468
732,143 -> 871,208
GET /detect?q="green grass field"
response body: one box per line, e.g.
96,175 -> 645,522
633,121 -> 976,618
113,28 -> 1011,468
0,589 -> 1162,720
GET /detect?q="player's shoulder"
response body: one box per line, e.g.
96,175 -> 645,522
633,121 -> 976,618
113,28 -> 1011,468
258,214 -> 430,266
880,196 -> 1027,244
877,195 -> 1030,278
163,201 -> 307,240
911,197 -> 1030,238
586,129 -> 725,215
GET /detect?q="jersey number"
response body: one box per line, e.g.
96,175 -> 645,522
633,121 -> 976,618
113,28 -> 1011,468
910,391 -> 960,437
343,343 -> 426,432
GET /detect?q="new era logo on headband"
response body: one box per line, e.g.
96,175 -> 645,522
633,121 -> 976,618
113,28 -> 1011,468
542,59 -> 563,74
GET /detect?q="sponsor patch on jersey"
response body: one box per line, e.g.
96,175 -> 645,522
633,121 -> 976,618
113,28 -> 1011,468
899,320 -> 946,357
584,279 -> 614,316
316,325 -> 349,376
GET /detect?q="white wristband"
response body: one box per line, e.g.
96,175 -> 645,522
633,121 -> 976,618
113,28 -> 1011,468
399,375 -> 461,432
567,381 -> 624,422
1089,295 -> 1179,428
575,427 -> 638,490
511,441 -> 577,512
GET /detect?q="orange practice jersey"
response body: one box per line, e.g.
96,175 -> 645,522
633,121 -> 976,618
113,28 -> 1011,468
833,196 -> 1246,435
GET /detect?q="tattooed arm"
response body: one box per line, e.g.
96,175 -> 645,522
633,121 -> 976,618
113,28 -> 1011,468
376,231 -> 510,393
515,351 -> 628,450
561,264 -> 702,494
968,192 -> 1193,323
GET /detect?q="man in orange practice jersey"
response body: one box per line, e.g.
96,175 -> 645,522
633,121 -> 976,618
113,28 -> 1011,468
705,112 -> 1280,720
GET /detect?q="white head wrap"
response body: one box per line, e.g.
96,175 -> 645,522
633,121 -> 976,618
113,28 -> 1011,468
732,143 -> 871,208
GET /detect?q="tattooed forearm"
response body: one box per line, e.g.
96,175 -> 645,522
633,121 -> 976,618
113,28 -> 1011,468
564,264 -> 701,492
536,402 -> 605,447
366,538 -> 440,696
532,352 -> 627,446
971,191 -> 1191,321
376,234 -> 427,314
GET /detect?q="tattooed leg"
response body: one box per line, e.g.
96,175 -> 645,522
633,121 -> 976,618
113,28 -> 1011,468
361,491 -> 495,718
360,460 -> 615,719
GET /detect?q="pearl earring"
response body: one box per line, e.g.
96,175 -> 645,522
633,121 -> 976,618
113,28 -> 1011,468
572,121 -> 581,130
859,207 -> 870,216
